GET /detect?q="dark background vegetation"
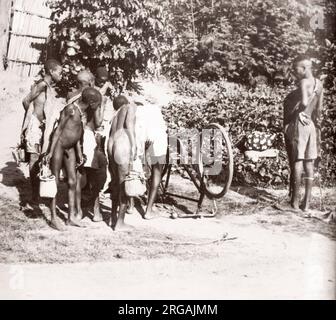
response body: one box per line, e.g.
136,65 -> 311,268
48,0 -> 335,187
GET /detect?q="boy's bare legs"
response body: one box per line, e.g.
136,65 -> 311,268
87,168 -> 106,222
29,152 -> 40,205
127,197 -> 136,214
63,149 -> 85,227
145,163 -> 164,219
92,197 -> 102,222
289,161 -> 295,200
50,143 -> 66,231
110,161 -> 119,228
111,194 -> 119,228
291,160 -> 303,211
75,170 -> 84,220
114,180 -> 133,231
110,160 -> 132,231
301,160 -> 314,212
111,132 -> 133,231
285,140 -> 294,199
114,162 -> 133,231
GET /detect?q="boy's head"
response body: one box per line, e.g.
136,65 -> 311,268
293,55 -> 313,80
82,87 -> 102,110
95,67 -> 109,88
113,95 -> 129,111
45,59 -> 63,83
77,70 -> 95,89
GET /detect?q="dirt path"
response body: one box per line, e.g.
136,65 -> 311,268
0,222 -> 335,300
0,72 -> 335,300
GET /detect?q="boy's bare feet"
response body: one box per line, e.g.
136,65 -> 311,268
92,206 -> 103,223
93,212 -> 103,222
275,202 -> 301,213
50,217 -> 66,231
113,222 -> 134,232
127,206 -> 137,215
66,217 -> 86,228
290,200 -> 301,211
298,204 -> 312,218
144,207 -> 160,220
75,209 -> 84,221
25,202 -> 38,211
12,149 -> 20,165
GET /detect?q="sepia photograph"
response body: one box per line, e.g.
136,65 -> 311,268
0,0 -> 335,302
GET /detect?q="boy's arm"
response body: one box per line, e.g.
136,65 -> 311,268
100,81 -> 114,96
75,140 -> 85,167
94,104 -> 104,129
315,87 -> 323,130
125,104 -> 137,161
298,79 -> 311,126
22,82 -> 47,111
299,79 -> 309,109
107,121 -> 116,162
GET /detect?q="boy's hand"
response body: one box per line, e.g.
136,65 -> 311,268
145,140 -> 154,150
20,133 -> 25,144
22,95 -> 31,110
131,146 -> 137,161
22,100 -> 29,110
76,154 -> 87,169
298,112 -> 311,126
44,153 -> 52,164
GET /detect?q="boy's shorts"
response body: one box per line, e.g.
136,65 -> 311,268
25,114 -> 44,154
286,120 -> 318,161
135,105 -> 168,162
146,130 -> 168,164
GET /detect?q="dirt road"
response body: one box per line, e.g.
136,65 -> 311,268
0,221 -> 335,300
0,72 -> 335,300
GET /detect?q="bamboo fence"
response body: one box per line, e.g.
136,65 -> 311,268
7,0 -> 52,76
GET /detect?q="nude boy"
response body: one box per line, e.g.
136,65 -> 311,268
45,88 -> 102,231
107,95 -> 137,231
21,59 -> 63,208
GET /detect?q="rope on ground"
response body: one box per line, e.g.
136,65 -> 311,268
140,232 -> 237,246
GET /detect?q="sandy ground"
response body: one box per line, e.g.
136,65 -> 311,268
0,72 -> 335,300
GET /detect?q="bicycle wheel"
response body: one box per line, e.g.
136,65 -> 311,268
198,123 -> 234,199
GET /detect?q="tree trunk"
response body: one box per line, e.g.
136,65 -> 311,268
191,0 -> 196,52
0,0 -> 12,71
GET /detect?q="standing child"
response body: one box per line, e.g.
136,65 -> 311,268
107,95 -> 137,231
66,69 -> 105,222
44,88 -> 102,231
21,59 -> 63,209
107,94 -> 168,230
131,94 -> 168,219
284,56 -> 323,214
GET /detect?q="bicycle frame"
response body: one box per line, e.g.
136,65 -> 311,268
161,164 -> 215,217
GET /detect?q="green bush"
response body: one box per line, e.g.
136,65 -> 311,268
162,0 -> 314,84
48,0 -> 167,93
162,80 -> 336,187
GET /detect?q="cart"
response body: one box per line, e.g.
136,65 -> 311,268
159,123 -> 234,218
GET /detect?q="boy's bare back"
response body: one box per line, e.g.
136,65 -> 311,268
57,104 -> 84,149
23,81 -> 48,122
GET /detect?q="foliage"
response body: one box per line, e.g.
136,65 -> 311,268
162,0 -> 315,84
162,79 -> 336,187
48,0 -> 168,93
312,0 -> 336,91
45,0 -> 335,187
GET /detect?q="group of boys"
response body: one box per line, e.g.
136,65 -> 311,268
19,55 -> 333,230
20,59 -> 168,231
